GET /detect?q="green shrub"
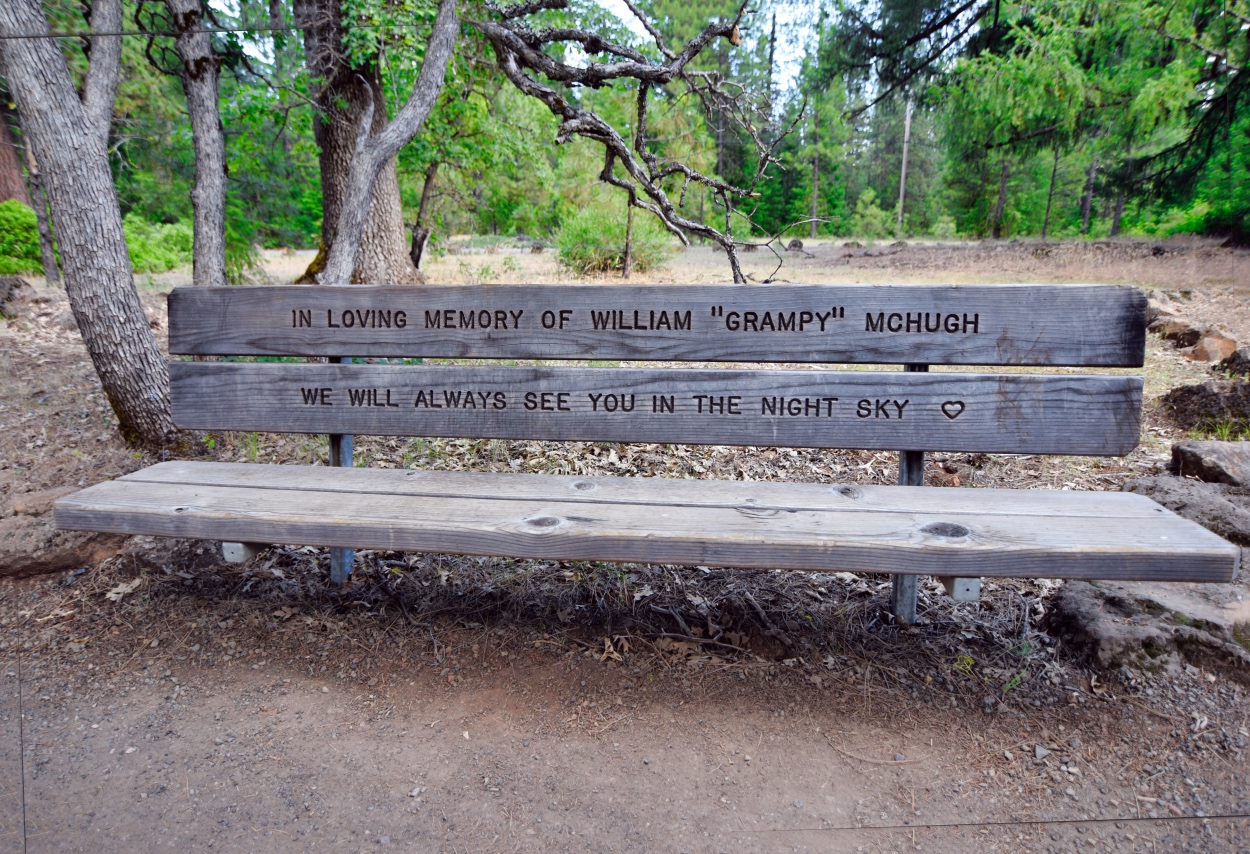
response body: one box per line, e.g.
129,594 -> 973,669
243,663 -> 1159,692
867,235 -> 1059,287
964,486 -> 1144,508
123,213 -> 193,273
556,204 -> 674,274
931,215 -> 958,240
851,189 -> 892,240
0,200 -> 43,275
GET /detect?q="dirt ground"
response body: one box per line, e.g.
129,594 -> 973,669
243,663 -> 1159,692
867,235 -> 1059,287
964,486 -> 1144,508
3,238 -> 1250,853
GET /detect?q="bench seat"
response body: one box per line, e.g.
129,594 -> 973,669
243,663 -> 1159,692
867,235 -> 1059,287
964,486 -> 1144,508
55,461 -> 1239,583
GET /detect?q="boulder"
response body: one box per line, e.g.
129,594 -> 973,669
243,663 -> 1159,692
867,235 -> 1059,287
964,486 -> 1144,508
1157,318 -> 1203,348
1122,475 -> 1250,545
1183,330 -> 1238,363
786,238 -> 804,251
1158,379 -> 1250,431
0,276 -> 34,318
1217,347 -> 1250,378
3,486 -> 77,517
1146,296 -> 1179,329
1171,440 -> 1250,486
1047,581 -> 1250,684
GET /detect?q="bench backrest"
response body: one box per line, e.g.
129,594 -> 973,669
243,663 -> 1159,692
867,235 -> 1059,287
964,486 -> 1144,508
167,283 -> 1147,456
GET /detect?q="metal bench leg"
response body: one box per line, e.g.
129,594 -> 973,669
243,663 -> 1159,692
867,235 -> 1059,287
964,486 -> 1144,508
891,363 -> 927,625
328,368 -> 355,585
329,429 -> 354,584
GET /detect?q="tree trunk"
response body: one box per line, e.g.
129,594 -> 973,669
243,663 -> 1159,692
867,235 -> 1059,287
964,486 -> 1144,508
166,0 -> 227,287
1080,156 -> 1098,236
810,104 -> 820,240
1111,193 -> 1125,236
316,0 -> 458,286
0,0 -> 176,446
623,200 -> 634,279
21,144 -> 59,286
990,159 -> 1010,238
0,121 -> 31,205
410,160 -> 439,269
1041,146 -> 1060,239
896,94 -> 914,239
294,0 -> 449,285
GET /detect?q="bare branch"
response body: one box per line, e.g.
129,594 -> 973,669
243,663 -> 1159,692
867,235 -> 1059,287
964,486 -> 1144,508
81,0 -> 122,146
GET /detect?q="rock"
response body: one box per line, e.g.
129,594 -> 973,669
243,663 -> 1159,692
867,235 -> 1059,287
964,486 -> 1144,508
786,239 -> 804,251
1217,347 -> 1250,378
1122,475 -> 1250,545
1145,299 -> 1179,329
1158,318 -> 1203,348
0,276 -> 34,317
1184,331 -> 1238,363
4,486 -> 76,517
894,753 -> 905,762
1046,581 -> 1250,684
1158,380 -> 1250,431
1035,745 -> 1051,760
530,243 -> 544,254
842,241 -> 863,248
1171,440 -> 1250,486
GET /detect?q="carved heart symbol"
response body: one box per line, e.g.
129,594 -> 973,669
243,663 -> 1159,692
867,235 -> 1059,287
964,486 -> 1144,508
941,401 -> 966,420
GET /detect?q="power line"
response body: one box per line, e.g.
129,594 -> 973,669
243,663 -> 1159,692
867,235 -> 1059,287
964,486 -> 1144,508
0,23 -> 412,41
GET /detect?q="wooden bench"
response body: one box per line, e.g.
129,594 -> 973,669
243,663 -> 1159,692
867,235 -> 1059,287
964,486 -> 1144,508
55,283 -> 1239,623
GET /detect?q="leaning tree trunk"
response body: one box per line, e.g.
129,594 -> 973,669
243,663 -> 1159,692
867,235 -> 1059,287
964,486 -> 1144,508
0,0 -> 176,446
410,160 -> 439,269
166,0 -> 228,287
1080,156 -> 1098,236
990,159 -> 1010,239
294,0 -> 426,285
22,145 -> 60,286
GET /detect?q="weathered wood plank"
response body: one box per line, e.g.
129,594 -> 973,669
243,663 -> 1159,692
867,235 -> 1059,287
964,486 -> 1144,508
167,284 -> 1147,367
53,474 -> 1239,582
121,461 -> 1177,519
169,362 -> 1143,455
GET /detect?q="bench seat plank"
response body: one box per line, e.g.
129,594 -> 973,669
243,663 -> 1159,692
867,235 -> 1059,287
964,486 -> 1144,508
124,461 -> 1188,519
169,284 -> 1147,367
55,463 -> 1238,582
170,363 -> 1143,456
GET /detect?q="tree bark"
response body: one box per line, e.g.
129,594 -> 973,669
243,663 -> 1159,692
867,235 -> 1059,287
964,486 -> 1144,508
21,143 -> 59,286
165,0 -> 227,287
1042,145 -> 1059,239
317,0 -> 458,286
410,160 -> 439,269
623,200 -> 634,279
896,94 -> 913,239
0,120 -> 31,206
0,0 -> 176,446
1080,156 -> 1098,236
1110,193 -> 1125,236
810,106 -> 819,240
990,158 -> 1010,238
296,0 -> 455,285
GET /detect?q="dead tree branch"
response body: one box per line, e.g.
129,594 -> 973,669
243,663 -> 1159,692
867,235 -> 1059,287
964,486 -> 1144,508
471,1 -> 789,284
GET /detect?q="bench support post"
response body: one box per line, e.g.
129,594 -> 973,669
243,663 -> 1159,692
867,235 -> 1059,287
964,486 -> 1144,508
329,357 -> 355,586
890,363 -> 928,625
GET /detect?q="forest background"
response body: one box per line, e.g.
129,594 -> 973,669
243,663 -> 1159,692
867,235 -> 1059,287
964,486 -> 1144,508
0,0 -> 1246,282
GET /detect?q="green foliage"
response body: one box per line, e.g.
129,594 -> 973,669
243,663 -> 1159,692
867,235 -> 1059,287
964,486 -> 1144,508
851,189 -> 891,239
0,200 -> 43,275
123,214 -> 193,273
556,203 -> 675,274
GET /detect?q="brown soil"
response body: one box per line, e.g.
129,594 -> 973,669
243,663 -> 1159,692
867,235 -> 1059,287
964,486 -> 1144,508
3,239 -> 1250,852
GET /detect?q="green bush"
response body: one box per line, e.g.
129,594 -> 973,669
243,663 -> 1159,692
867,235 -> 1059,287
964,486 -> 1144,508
0,200 -> 43,275
851,189 -> 892,240
123,213 -> 193,273
556,204 -> 674,274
